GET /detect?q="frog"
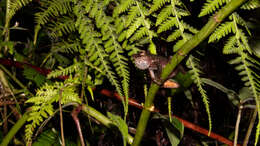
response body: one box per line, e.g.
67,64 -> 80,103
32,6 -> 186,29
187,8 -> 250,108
132,51 -> 180,88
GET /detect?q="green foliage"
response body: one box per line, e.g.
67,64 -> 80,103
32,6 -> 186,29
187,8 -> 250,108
32,129 -> 60,146
23,66 -> 47,87
207,3 -> 260,144
199,0 -> 227,17
153,113 -> 184,146
32,129 -> 77,146
186,55 -> 212,134
151,0 -> 198,52
3,0 -> 259,145
107,112 -> 128,146
5,0 -> 32,25
240,0 -> 260,10
25,81 -> 81,143
34,0 -> 73,43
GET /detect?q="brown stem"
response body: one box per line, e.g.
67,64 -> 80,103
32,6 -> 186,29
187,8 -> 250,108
242,109 -> 257,146
71,106 -> 85,146
99,89 -> 236,146
59,89 -> 65,146
234,105 -> 243,146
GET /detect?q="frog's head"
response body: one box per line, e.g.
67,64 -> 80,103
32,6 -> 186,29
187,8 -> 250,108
132,51 -> 151,70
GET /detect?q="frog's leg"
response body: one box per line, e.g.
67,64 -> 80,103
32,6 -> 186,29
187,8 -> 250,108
149,69 -> 163,85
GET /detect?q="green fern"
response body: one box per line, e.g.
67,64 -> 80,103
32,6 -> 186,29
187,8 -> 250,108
73,1 -> 130,118
240,0 -> 260,10
5,0 -> 32,26
199,0 -> 227,17
47,62 -> 83,79
150,0 -> 171,13
228,51 -> 260,145
114,0 -> 157,53
199,0 -> 259,17
47,16 -> 77,39
152,0 -> 195,45
113,0 -> 135,16
208,6 -> 260,145
34,0 -> 73,43
208,21 -> 235,43
186,55 -> 212,135
23,66 -> 47,87
25,81 -> 81,143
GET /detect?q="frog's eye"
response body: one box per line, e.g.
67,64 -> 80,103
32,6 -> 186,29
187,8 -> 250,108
135,58 -> 150,70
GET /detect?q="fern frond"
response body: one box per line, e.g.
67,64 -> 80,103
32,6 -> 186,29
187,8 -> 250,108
208,21 -> 235,43
240,0 -> 260,10
25,82 -> 81,143
187,55 -> 212,135
155,5 -> 172,26
166,22 -> 198,42
228,47 -> 260,145
102,29 -> 130,118
130,27 -> 149,42
126,17 -> 143,38
113,0 -> 135,16
125,6 -> 139,27
167,30 -> 181,42
182,22 -> 199,34
47,62 -> 83,79
23,67 -> 46,87
223,35 -> 240,54
34,0 -> 73,43
74,4 -> 126,109
157,17 -> 178,33
239,30 -> 252,54
199,0 -> 227,17
150,0 -> 170,13
6,0 -> 32,23
155,2 -> 189,26
47,16 -> 76,38
173,33 -> 192,51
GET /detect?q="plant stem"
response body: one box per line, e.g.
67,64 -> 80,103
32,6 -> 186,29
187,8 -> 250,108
0,111 -> 30,146
243,109 -> 257,146
0,65 -> 32,96
80,104 -> 134,144
59,89 -> 65,146
234,105 -> 243,146
131,0 -> 247,145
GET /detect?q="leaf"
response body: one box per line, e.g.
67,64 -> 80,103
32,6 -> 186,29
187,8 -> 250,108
152,113 -> 184,146
165,117 -> 184,146
107,112 -> 128,146
32,129 -> 60,146
199,0 -> 227,17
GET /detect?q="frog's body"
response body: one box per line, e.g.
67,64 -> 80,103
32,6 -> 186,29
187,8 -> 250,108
132,51 -> 180,88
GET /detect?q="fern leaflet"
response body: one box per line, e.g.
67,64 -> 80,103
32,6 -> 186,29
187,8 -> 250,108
187,55 -> 212,135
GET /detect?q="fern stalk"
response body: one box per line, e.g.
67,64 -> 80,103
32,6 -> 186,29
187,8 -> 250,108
0,112 -> 30,146
81,104 -> 134,144
132,0 -> 247,145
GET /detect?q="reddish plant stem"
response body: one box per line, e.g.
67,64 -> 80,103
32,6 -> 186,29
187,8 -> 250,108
0,58 -> 237,146
0,58 -> 68,80
71,106 -> 85,146
100,89 -> 236,146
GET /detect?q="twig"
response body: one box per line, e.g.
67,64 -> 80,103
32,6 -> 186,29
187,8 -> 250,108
0,64 -> 32,96
71,106 -> 85,146
0,111 -> 30,146
242,109 -> 257,146
234,105 -> 243,146
59,89 -> 65,146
